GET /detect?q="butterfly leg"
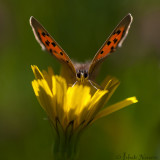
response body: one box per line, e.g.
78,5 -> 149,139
88,80 -> 103,90
72,81 -> 78,87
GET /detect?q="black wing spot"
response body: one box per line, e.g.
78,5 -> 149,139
60,52 -> 63,56
45,40 -> 50,46
110,46 -> 114,52
107,41 -> 111,46
49,49 -> 52,53
113,38 -> 118,44
117,30 -> 121,35
42,32 -> 46,37
100,51 -> 104,54
66,60 -> 69,63
53,50 -> 58,54
51,42 -> 56,47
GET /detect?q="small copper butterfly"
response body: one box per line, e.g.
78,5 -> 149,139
30,14 -> 133,88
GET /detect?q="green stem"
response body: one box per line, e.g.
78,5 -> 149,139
53,120 -> 80,160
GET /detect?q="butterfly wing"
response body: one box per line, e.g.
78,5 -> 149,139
30,16 -> 76,79
89,13 -> 133,79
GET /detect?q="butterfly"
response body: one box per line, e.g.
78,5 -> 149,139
30,14 -> 133,88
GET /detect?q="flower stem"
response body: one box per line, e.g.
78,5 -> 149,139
53,120 -> 80,160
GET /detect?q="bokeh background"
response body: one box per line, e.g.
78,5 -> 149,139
0,0 -> 160,159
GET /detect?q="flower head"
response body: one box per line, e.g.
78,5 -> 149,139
31,65 -> 137,131
31,65 -> 138,159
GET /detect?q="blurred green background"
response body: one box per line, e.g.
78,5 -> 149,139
0,0 -> 160,159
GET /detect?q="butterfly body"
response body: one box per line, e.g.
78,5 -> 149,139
30,14 -> 133,87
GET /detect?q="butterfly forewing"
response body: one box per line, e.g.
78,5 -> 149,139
89,14 -> 133,77
30,16 -> 76,74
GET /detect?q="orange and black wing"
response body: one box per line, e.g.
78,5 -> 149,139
89,13 -> 133,78
30,16 -> 76,75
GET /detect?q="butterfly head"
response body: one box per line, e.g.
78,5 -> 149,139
76,70 -> 89,83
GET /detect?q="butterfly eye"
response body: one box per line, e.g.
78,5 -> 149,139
84,72 -> 88,78
77,73 -> 81,78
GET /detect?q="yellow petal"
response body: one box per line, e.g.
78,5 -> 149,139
103,79 -> 120,104
31,65 -> 43,80
33,79 -> 58,125
65,85 -> 91,117
42,70 -> 52,90
52,75 -> 67,125
101,75 -> 120,89
32,80 -> 40,96
82,89 -> 108,125
93,96 -> 138,122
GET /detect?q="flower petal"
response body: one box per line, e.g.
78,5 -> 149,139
52,75 -> 67,127
64,85 -> 91,128
103,80 -> 120,104
41,67 -> 54,91
83,89 -> 108,126
101,75 -> 120,89
32,79 -> 57,125
31,65 -> 44,80
93,96 -> 138,122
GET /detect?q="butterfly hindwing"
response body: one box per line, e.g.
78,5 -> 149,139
89,14 -> 133,77
30,16 -> 76,75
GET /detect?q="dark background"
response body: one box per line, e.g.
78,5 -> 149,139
0,0 -> 160,159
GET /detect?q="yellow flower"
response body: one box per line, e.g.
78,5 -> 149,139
31,65 -> 138,159
31,65 -> 137,129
